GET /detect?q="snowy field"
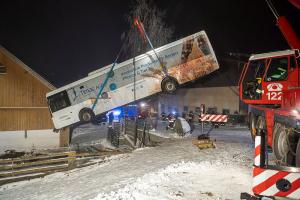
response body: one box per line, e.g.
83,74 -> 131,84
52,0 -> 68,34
0,127 -> 254,200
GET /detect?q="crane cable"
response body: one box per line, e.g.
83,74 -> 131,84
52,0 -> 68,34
265,0 -> 279,19
133,18 -> 168,77
92,30 -> 131,110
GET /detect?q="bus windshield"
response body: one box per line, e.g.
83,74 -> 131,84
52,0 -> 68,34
47,90 -> 71,113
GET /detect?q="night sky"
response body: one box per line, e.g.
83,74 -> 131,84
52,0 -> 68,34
1,0 -> 299,87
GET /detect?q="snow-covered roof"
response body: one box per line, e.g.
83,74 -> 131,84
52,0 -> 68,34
0,45 -> 56,90
249,49 -> 296,60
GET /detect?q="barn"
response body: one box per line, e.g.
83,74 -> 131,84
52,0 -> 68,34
0,45 -> 69,153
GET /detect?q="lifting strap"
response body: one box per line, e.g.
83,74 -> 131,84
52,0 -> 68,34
133,18 -> 168,76
92,32 -> 129,111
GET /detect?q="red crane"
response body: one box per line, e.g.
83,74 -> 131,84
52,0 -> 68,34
240,0 -> 300,199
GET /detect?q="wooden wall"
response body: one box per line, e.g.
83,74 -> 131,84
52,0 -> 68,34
0,47 -> 54,131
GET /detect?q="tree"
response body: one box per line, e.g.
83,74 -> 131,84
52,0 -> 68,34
122,0 -> 174,59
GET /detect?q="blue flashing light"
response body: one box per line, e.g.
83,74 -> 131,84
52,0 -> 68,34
113,109 -> 121,116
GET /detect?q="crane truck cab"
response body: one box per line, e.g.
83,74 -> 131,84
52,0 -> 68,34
240,49 -> 300,105
239,49 -> 300,167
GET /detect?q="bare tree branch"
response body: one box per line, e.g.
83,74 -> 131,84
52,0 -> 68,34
122,0 -> 174,59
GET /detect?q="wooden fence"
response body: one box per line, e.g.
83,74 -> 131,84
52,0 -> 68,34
0,149 -> 122,185
124,118 -> 152,148
0,152 -> 75,185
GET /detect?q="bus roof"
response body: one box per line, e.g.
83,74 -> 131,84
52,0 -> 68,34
88,63 -> 117,76
249,49 -> 296,60
46,30 -> 208,97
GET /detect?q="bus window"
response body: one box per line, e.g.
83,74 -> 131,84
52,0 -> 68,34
47,91 -> 71,113
265,57 -> 288,82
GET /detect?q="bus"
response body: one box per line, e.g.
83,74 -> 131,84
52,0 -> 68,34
46,31 -> 219,129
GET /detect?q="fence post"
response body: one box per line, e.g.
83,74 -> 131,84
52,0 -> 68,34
112,122 -> 120,148
107,126 -> 113,143
67,151 -> 76,170
134,118 -> 138,146
147,120 -> 151,145
200,104 -> 205,135
124,119 -> 127,135
141,121 -> 147,147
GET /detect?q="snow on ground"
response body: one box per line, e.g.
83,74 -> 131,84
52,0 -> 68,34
92,160 -> 251,200
0,127 -> 254,200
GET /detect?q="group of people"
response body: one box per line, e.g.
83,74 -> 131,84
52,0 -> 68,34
181,111 -> 195,123
161,111 -> 195,131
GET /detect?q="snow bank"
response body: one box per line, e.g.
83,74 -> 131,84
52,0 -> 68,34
91,161 -> 251,200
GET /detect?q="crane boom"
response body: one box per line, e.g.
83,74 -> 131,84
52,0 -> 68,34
277,16 -> 300,49
266,0 -> 300,49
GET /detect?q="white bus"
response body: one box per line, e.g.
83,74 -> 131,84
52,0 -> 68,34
46,31 -> 219,129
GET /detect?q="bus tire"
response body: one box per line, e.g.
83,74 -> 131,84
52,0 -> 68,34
161,77 -> 178,94
296,138 -> 300,167
79,108 -> 95,123
273,123 -> 294,166
249,113 -> 256,141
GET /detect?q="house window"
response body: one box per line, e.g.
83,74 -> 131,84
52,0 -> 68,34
207,107 -> 217,114
222,109 -> 230,115
183,106 -> 189,112
167,106 -> 172,114
0,65 -> 6,74
161,104 -> 165,113
195,107 -> 201,114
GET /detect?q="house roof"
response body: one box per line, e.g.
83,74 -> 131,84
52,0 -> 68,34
0,45 -> 56,90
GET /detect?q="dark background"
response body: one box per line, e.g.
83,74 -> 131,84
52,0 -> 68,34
0,0 -> 299,87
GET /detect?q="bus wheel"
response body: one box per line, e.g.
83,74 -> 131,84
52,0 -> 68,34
161,77 -> 178,94
273,123 -> 294,166
79,109 -> 95,122
296,138 -> 300,167
249,113 -> 256,141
